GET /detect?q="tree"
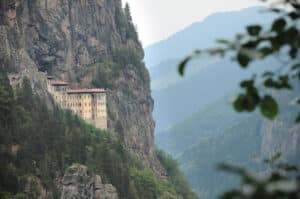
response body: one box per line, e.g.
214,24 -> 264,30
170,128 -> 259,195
0,71 -> 14,127
123,3 -> 139,41
179,0 -> 300,122
124,3 -> 133,22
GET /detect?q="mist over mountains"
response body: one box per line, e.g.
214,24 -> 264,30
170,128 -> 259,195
146,6 -> 300,199
146,7 -> 275,133
145,6 -> 274,68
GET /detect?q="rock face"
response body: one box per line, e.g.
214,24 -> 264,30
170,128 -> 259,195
23,175 -> 54,199
260,120 -> 300,161
0,0 -> 162,174
260,88 -> 300,163
61,164 -> 118,199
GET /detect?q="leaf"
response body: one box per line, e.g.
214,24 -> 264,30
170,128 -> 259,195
277,163 -> 298,172
289,12 -> 300,20
296,113 -> 300,123
216,39 -> 231,45
243,40 -> 259,49
286,27 -> 298,42
270,8 -> 282,13
289,47 -> 298,59
291,2 -> 300,9
178,56 -> 191,76
259,47 -> 274,57
264,76 -> 292,89
237,51 -> 251,67
194,49 -> 201,54
240,79 -> 254,88
233,93 -> 259,112
271,18 -> 286,32
260,95 -> 279,120
291,63 -> 300,71
233,95 -> 247,112
262,71 -> 274,77
247,25 -> 262,36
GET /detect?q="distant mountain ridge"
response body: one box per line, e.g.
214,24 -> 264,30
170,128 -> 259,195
147,6 -> 300,199
145,6 -> 275,68
146,6 -> 277,133
156,86 -> 300,199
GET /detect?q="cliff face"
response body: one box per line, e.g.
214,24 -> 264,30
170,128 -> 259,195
260,88 -> 300,164
0,0 -> 161,174
260,119 -> 300,161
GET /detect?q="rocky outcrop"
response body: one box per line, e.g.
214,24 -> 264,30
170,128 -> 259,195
23,175 -> 53,199
0,0 -> 162,175
61,164 -> 118,199
17,165 -> 118,199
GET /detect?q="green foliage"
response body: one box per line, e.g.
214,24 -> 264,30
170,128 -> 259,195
178,0 -> 300,122
115,3 -> 139,42
0,72 -> 193,199
0,72 -> 14,127
112,46 -> 142,67
129,168 -> 160,199
247,25 -> 262,36
124,3 -> 133,22
92,63 -> 116,89
260,95 -> 279,119
0,192 -> 28,199
156,150 -> 198,199
129,166 -> 197,199
112,46 -> 149,83
124,3 -> 139,41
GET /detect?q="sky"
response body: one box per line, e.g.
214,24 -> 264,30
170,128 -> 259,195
122,0 -> 264,47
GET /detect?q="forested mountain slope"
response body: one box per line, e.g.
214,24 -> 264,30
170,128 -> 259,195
0,0 -> 158,172
156,87 -> 300,199
0,72 -> 197,199
0,0 -> 197,198
150,6 -> 300,199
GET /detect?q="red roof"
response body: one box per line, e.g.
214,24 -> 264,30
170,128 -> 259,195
51,80 -> 68,86
67,88 -> 106,94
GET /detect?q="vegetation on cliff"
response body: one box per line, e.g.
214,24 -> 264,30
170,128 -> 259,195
0,71 -> 196,199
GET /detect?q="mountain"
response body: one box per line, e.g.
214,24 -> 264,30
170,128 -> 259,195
156,87 -> 300,199
145,6 -> 275,68
148,6 -> 300,199
0,0 -> 159,172
146,7 -> 277,133
0,0 -> 196,198
151,53 -> 277,133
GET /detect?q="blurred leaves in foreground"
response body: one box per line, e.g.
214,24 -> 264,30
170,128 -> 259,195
219,153 -> 300,199
179,0 -> 300,122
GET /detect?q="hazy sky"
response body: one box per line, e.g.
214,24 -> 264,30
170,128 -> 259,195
122,0 -> 264,46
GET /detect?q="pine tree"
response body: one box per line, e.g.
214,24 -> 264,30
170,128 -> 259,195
124,3 -> 138,41
124,3 -> 132,22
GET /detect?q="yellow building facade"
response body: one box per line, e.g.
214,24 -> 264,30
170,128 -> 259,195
47,77 -> 107,129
